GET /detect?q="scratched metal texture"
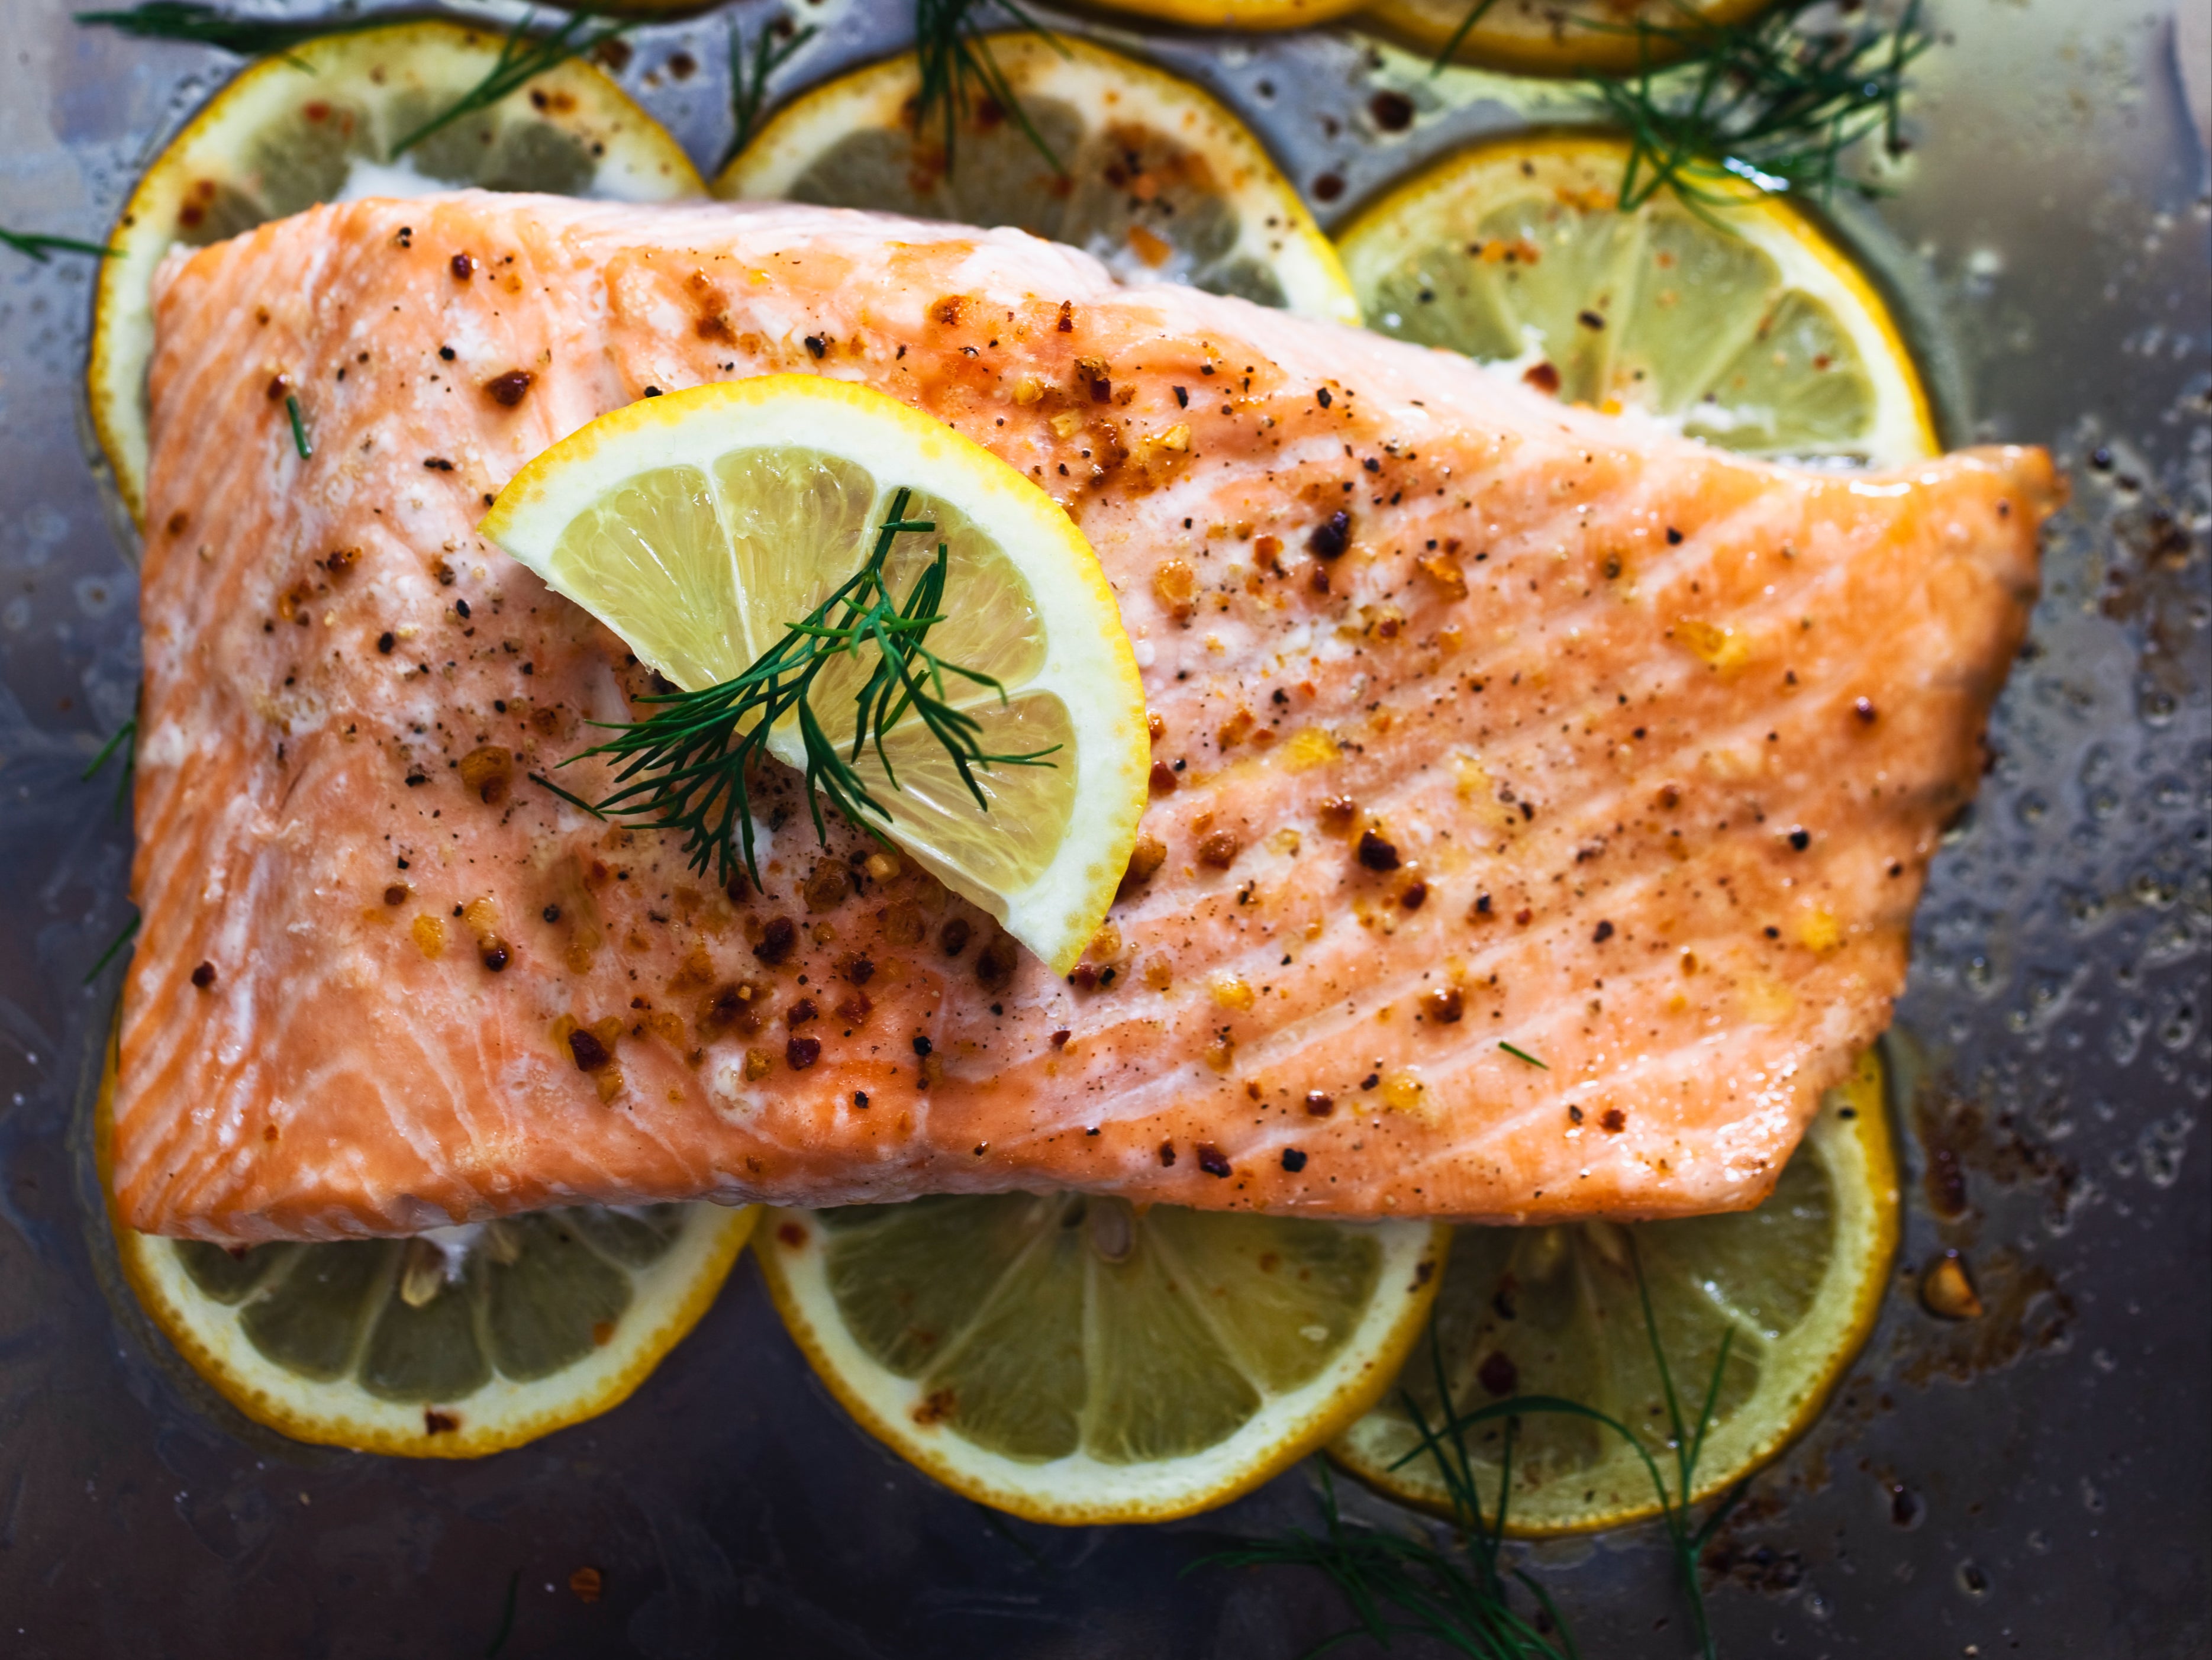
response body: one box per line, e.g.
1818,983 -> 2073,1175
0,0 -> 2205,1653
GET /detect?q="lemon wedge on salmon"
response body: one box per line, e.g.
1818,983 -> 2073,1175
1336,132 -> 1936,468
481,375 -> 1150,977
91,1036 -> 752,1458
758,1196 -> 1449,1523
716,32 -> 1358,325
89,18 -> 701,527
1331,1051 -> 1898,1533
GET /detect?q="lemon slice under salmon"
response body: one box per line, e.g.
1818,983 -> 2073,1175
715,33 -> 1359,325
480,376 -> 1150,978
1331,1050 -> 1898,1534
1363,0 -> 1778,76
89,18 -> 702,527
1335,131 -> 1936,468
91,1036 -> 753,1458
757,1195 -> 1450,1523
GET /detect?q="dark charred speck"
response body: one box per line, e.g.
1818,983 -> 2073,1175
1281,1148 -> 1308,1172
190,961 -> 216,989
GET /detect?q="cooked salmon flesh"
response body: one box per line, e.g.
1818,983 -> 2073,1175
112,194 -> 2053,1242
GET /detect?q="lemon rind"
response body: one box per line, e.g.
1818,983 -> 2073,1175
89,17 -> 704,528
759,1208 -> 1450,1525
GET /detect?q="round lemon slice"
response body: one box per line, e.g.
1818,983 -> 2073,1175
480,376 -> 1150,976
1331,1050 -> 1898,1534
1069,0 -> 1366,26
90,19 -> 702,526
91,1042 -> 752,1458
715,33 -> 1358,325
757,1195 -> 1450,1523
1364,0 -> 1776,76
1336,133 -> 1936,468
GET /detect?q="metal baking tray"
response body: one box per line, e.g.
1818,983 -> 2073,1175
1,0 -> 2204,1651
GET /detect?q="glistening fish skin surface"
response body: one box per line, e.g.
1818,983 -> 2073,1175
114,194 -> 2052,1242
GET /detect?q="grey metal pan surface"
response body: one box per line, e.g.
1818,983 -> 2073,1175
0,0 -> 2204,1652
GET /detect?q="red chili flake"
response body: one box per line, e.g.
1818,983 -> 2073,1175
450,252 -> 474,281
1049,1029 -> 1071,1049
567,1567 -> 603,1603
1304,1091 -> 1335,1117
567,1029 -> 611,1072
1592,920 -> 1615,943
1477,1351 -> 1518,1397
424,1407 -> 459,1435
1056,300 -> 1075,333
1159,1140 -> 1176,1166
786,1036 -> 822,1069
1399,879 -> 1429,911
786,997 -> 818,1028
1307,510 -> 1351,559
975,931 -> 1019,992
1522,362 -> 1561,394
753,916 -> 797,965
1148,760 -> 1178,796
482,369 -> 535,407
1197,1143 -> 1233,1178
1422,987 -> 1463,1024
1357,830 -> 1400,872
1198,830 -> 1242,869
190,961 -> 217,989
1600,1108 -> 1627,1133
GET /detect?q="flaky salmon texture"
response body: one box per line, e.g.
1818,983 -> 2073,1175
115,193 -> 2054,1242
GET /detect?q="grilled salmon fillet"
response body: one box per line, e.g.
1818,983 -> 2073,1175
114,194 -> 2053,1242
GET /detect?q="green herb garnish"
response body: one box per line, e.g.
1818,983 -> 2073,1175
1587,0 -> 1934,208
1428,0 -> 1502,75
283,392 -> 311,459
720,15 -> 817,175
389,9 -> 630,159
534,489 -> 1057,892
85,911 -> 139,984
73,2 -> 375,57
85,714 -> 137,814
1,225 -> 114,261
1498,1041 -> 1547,1069
1204,1240 -> 1744,1659
913,0 -> 1068,177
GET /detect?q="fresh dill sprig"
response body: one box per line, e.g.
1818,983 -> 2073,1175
913,0 -> 1068,177
720,15 -> 817,175
1584,0 -> 1935,208
389,9 -> 631,159
283,392 -> 311,459
534,489 -> 1058,892
84,714 -> 137,816
73,1 -> 376,57
1205,1242 -> 1745,1659
85,911 -> 138,984
1498,1040 -> 1547,1069
1428,0 -> 1501,75
1,225 -> 114,261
